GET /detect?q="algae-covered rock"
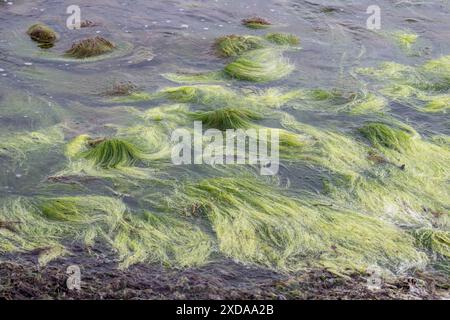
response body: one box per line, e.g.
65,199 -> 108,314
242,17 -> 272,29
65,36 -> 115,58
27,23 -> 58,45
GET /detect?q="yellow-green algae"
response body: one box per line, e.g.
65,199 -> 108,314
55,122 -> 175,182
191,107 -> 263,130
0,196 -> 212,268
136,85 -> 302,111
356,56 -> 450,112
224,48 -> 294,82
81,138 -> 144,168
280,113 -> 450,228
265,33 -> 300,46
159,176 -> 426,274
414,229 -> 450,272
391,31 -> 419,54
27,23 -> 58,45
0,126 -> 64,165
359,122 -> 412,152
214,35 -> 264,57
164,33 -> 297,84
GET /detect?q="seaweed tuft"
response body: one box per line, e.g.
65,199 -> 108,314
359,122 -> 412,152
265,33 -> 299,46
191,107 -> 262,130
214,35 -> 263,57
82,138 -> 143,168
224,48 -> 294,82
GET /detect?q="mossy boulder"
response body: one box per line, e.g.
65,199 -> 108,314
27,23 -> 58,45
242,17 -> 272,29
65,36 -> 115,58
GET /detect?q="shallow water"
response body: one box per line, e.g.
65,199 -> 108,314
0,0 -> 449,293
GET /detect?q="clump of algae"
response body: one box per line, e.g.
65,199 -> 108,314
392,31 -> 418,51
65,36 -> 115,58
224,48 -> 294,82
423,95 -> 450,113
346,93 -> 387,114
242,17 -> 272,29
81,138 -> 144,168
160,176 -> 425,274
214,35 -> 264,57
265,33 -> 299,46
191,107 -> 262,130
27,23 -> 58,45
359,122 -> 412,152
0,196 -> 212,268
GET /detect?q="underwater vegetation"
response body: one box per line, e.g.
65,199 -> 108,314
27,23 -> 57,46
191,107 -> 262,130
242,17 -> 272,29
414,229 -> 450,272
213,33 -> 299,58
0,126 -> 64,165
224,48 -> 294,82
359,122 -> 412,152
2,14 -> 449,289
80,138 -> 144,168
214,35 -> 264,57
391,31 -> 419,53
0,196 -> 211,268
280,113 -> 450,229
265,33 -> 300,46
356,56 -> 450,112
160,85 -> 235,106
106,81 -> 137,96
152,85 -> 301,112
163,32 -> 298,84
422,95 -> 450,113
65,36 -> 115,58
158,176 -> 426,274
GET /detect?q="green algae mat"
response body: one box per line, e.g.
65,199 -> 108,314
0,0 -> 449,297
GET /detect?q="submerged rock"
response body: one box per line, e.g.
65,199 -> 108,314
65,36 -> 115,59
242,17 -> 272,29
27,23 -> 58,45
